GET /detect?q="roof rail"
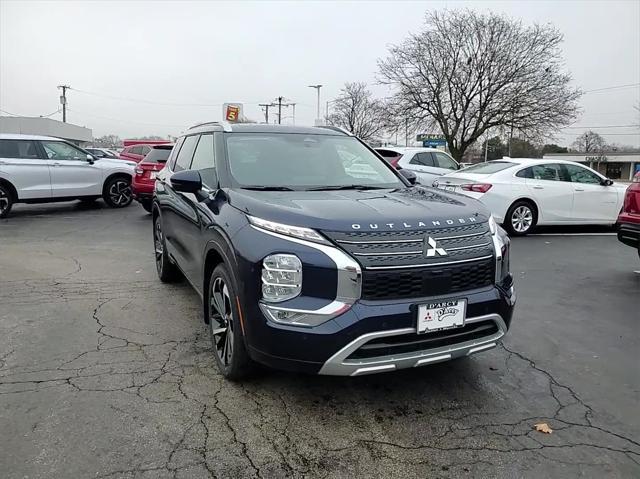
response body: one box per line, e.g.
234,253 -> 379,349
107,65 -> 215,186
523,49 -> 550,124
314,125 -> 354,136
188,121 -> 233,132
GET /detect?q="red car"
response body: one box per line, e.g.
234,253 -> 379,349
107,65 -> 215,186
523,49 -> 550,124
120,144 -> 153,163
132,144 -> 173,212
617,172 -> 640,258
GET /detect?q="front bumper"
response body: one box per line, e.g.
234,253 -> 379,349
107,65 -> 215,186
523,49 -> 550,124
246,284 -> 515,375
617,220 -> 640,249
319,312 -> 507,376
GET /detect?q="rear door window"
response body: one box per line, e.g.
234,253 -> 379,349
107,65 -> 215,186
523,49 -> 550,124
433,152 -> 458,170
409,152 -> 435,167
0,139 -> 40,159
174,135 -> 199,172
189,134 -> 216,187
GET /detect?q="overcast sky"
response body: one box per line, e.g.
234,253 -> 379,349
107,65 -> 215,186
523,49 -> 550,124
1,0 -> 639,147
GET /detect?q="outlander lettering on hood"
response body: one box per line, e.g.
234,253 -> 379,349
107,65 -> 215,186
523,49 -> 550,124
351,216 -> 479,230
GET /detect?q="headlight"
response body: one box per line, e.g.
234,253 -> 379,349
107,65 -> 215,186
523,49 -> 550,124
262,254 -> 302,302
248,215 -> 330,245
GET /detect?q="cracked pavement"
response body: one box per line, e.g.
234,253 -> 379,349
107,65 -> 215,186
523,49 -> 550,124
1,202 -> 639,478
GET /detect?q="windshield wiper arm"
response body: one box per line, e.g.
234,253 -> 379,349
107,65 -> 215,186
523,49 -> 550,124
241,185 -> 295,191
306,185 -> 389,191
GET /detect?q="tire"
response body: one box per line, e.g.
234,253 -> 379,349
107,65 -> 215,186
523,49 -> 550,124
103,176 -> 133,208
207,264 -> 255,380
153,213 -> 180,282
141,200 -> 153,213
0,183 -> 14,219
504,200 -> 537,236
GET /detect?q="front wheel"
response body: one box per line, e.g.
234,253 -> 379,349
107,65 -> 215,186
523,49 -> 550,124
0,184 -> 14,219
208,264 -> 255,380
103,177 -> 132,208
505,201 -> 537,236
153,213 -> 180,282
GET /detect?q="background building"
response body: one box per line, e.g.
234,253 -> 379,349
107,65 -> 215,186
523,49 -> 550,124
543,151 -> 640,180
0,116 -> 92,145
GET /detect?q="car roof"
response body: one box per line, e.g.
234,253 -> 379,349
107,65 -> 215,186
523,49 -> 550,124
0,133 -> 65,141
187,122 -> 348,136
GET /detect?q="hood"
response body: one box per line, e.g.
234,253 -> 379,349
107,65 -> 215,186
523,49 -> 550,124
97,158 -> 136,169
227,186 -> 489,233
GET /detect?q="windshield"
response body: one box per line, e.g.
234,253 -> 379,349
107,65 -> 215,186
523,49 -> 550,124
225,133 -> 403,189
459,161 -> 516,174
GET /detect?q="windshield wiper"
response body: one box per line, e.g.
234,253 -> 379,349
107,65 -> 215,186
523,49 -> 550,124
306,185 -> 390,191
241,185 -> 295,191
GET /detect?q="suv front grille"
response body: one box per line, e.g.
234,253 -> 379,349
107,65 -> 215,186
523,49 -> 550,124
323,223 -> 493,269
322,223 -> 496,300
361,257 -> 494,300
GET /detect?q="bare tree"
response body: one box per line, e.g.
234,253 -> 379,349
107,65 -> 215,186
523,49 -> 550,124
378,10 -> 582,161
572,130 -> 605,152
93,134 -> 122,148
327,82 -> 385,142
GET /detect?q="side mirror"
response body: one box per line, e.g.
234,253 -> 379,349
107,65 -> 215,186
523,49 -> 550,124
602,178 -> 614,186
171,169 -> 202,193
398,168 -> 417,185
84,154 -> 95,164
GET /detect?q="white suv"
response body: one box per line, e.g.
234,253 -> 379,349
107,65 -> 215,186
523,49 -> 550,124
0,134 -> 136,218
375,147 -> 460,184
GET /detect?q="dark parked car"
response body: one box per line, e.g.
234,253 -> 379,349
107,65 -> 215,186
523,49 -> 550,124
152,123 -> 515,379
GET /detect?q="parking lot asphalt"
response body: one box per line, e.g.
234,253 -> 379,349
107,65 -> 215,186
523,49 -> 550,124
1,202 -> 639,479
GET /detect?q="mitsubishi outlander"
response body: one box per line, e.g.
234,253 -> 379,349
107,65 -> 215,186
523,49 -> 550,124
152,123 -> 515,379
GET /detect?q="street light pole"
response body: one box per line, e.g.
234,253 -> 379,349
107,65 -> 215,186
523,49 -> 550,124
308,84 -> 322,121
57,85 -> 70,123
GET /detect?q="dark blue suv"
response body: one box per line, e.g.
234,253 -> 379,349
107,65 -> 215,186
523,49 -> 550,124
152,122 -> 515,379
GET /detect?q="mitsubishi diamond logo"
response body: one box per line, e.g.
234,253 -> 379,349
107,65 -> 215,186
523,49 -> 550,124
425,236 -> 447,257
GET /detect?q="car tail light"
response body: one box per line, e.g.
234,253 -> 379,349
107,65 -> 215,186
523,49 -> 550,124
461,183 -> 492,193
623,187 -> 640,215
390,156 -> 402,169
135,167 -> 144,175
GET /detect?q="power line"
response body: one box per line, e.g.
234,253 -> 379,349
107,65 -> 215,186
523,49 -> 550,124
583,83 -> 640,94
66,108 -> 188,128
562,124 -> 640,129
70,87 -> 263,108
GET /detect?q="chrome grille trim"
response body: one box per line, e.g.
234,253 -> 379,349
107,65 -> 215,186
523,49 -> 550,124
336,238 -> 423,245
433,231 -> 487,241
364,254 -> 494,270
444,242 -> 491,252
353,250 -> 423,257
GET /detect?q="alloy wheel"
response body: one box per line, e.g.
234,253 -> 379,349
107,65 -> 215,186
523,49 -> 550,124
210,277 -> 234,367
154,219 -> 164,273
109,180 -> 132,206
511,206 -> 533,233
0,188 -> 8,215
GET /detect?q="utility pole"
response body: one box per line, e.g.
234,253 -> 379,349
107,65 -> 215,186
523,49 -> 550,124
277,96 -> 283,124
405,118 -> 408,147
57,85 -> 70,122
484,131 -> 489,162
258,103 -> 270,124
307,84 -> 322,120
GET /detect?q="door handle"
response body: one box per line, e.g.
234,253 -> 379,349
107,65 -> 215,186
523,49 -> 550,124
532,185 -> 544,189
52,162 -> 62,167
574,187 -> 585,191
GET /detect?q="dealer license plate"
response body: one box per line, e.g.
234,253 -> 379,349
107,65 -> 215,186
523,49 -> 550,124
417,299 -> 466,333
444,185 -> 456,192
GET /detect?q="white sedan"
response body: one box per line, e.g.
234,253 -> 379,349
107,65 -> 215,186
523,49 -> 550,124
434,158 -> 627,235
